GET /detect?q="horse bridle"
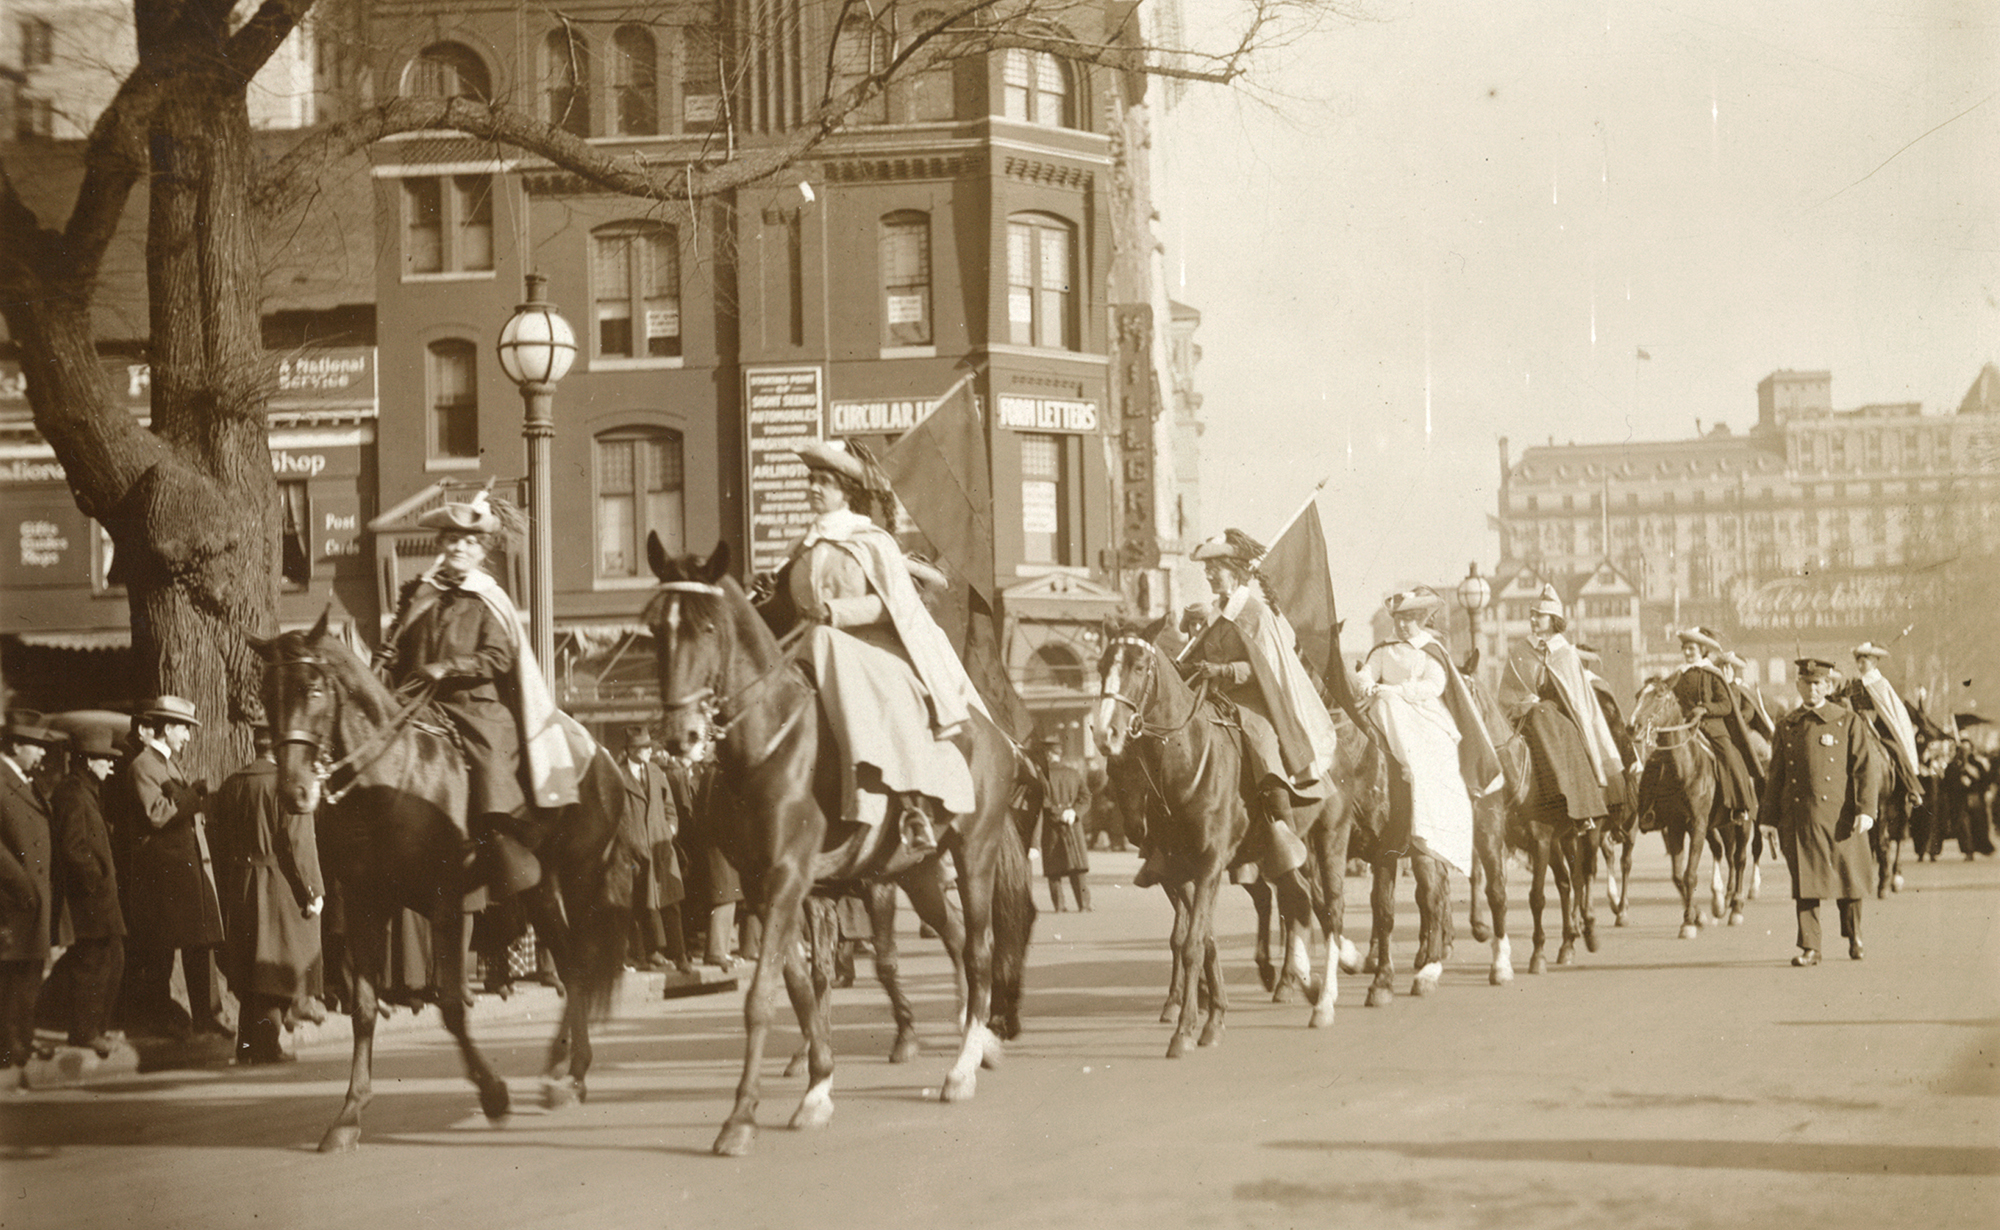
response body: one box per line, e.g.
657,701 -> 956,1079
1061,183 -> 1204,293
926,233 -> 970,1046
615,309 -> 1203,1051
266,649 -> 433,805
650,580 -> 809,762
1104,636 -> 1208,741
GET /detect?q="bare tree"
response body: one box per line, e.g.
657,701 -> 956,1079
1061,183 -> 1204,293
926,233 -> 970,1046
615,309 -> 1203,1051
0,0 -> 1361,779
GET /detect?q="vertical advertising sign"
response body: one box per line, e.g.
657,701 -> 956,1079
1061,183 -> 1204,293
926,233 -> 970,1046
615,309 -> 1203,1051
744,366 -> 825,576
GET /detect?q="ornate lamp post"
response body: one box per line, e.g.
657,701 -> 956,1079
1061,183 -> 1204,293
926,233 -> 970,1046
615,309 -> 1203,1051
1455,561 -> 1491,663
496,273 -> 576,674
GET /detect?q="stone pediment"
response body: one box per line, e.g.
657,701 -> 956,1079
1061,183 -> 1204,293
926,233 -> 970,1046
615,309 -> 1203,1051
1002,571 -> 1126,621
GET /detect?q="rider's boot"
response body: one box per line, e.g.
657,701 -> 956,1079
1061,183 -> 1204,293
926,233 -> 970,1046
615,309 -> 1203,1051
1259,784 -> 1308,877
476,817 -> 543,899
897,793 -> 937,855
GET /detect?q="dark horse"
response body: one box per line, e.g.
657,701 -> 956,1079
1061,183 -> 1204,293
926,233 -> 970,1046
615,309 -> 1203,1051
1094,619 -> 1349,1054
644,541 -> 1033,1156
1631,680 -> 1751,937
253,612 -> 638,1152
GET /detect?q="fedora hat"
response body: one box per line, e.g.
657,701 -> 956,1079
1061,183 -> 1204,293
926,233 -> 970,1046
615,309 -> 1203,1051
1676,626 -> 1722,653
1,719 -> 61,747
794,438 -> 868,484
621,724 -> 657,752
1189,528 -> 1265,565
1853,641 -> 1891,660
67,725 -> 119,758
1387,588 -> 1445,620
417,486 -> 499,534
138,695 -> 201,727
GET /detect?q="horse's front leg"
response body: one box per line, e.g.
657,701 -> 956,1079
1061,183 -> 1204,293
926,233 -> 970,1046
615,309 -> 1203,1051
1468,844 -> 1491,942
320,905 -> 381,1153
433,904 -> 510,1122
1160,882 -> 1190,1023
1552,828 -> 1581,965
529,880 -> 590,1108
1724,819 -> 1750,925
1244,878 -> 1277,992
718,861 -> 811,1156
1269,869 -> 1312,1004
1365,856 -> 1397,1006
1527,835 -> 1551,974
1666,822 -> 1701,939
786,896 -> 838,1130
1410,855 -> 1449,996
1480,813 -> 1513,984
1194,868 -> 1228,1048
943,828 -> 1003,1100
1573,826 -> 1600,953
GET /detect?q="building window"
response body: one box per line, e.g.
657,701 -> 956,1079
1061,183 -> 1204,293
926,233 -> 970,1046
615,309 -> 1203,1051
831,16 -> 890,123
401,175 -> 493,276
14,97 -> 53,140
1020,432 -> 1071,565
404,41 -> 491,101
427,340 -> 479,461
595,429 -> 685,578
280,481 -> 312,588
610,25 -> 658,135
879,212 -> 932,346
21,18 -> 54,67
682,29 -> 723,131
592,224 -> 681,359
1007,213 -> 1074,350
1003,48 -> 1072,127
544,27 -> 592,137
905,10 -> 956,120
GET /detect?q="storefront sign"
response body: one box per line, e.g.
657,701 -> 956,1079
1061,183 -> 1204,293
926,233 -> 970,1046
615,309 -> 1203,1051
997,395 -> 1098,434
830,398 -> 931,436
1113,305 -> 1160,569
744,367 -> 824,576
0,496 -> 89,591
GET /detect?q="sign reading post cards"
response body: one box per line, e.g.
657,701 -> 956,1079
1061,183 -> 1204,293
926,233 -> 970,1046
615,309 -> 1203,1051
744,366 -> 825,576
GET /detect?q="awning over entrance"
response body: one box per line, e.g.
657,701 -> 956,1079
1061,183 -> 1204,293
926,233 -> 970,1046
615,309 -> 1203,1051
7,628 -> 132,651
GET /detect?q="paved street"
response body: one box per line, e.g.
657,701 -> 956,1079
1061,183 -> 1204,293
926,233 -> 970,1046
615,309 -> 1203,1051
5,841 -> 1997,1230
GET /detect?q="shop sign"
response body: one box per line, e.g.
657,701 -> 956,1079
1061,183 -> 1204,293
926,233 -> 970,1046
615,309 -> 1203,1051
996,395 -> 1097,433
830,398 -> 931,436
744,367 -> 824,576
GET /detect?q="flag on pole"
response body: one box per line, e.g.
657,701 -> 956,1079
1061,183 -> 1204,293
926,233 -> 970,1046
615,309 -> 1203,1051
884,375 -> 992,604
1258,499 -> 1367,730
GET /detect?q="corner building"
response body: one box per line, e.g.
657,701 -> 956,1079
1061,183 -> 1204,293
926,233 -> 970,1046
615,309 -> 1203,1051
366,1 -> 1166,734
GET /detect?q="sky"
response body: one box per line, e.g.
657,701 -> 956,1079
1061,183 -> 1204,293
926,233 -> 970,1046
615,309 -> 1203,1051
1154,0 -> 2000,611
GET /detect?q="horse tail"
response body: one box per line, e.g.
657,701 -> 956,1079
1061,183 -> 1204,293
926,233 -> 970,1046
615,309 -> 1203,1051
986,808 -> 1038,1040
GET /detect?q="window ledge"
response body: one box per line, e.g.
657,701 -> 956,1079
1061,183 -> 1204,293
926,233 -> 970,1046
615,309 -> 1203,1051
594,576 -> 658,591
402,270 -> 497,283
591,356 -> 686,372
879,345 -> 937,360
425,457 -> 483,472
980,344 -> 1107,365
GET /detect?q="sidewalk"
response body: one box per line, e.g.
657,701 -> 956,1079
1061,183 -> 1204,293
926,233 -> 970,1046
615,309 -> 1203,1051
21,964 -> 737,1092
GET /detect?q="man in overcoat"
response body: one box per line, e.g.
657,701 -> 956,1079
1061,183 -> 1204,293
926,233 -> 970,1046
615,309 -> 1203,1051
105,696 -> 228,1037
1037,738 -> 1092,912
1762,658 -> 1885,965
211,726 -> 325,1063
0,718 -> 61,1085
45,724 -> 125,1054
618,727 -> 693,973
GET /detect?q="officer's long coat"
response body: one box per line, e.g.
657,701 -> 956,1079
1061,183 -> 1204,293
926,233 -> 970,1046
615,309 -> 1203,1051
1761,699 -> 1885,901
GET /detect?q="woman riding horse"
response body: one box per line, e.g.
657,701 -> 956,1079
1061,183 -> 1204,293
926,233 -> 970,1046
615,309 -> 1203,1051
1499,585 -> 1621,832
1670,626 -> 1762,833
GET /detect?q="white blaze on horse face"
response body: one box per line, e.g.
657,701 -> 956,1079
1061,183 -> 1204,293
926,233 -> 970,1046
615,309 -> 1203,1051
1095,656 -> 1126,754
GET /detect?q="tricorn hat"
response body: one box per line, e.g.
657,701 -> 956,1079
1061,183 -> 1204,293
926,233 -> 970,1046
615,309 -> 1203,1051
137,695 -> 201,728
1676,626 -> 1722,653
793,438 -> 868,484
417,486 -> 500,534
1189,528 -> 1265,565
1387,588 -> 1445,620
1853,641 -> 1891,660
1795,657 -> 1838,682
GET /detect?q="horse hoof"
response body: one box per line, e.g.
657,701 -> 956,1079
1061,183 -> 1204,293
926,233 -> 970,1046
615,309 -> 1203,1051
1365,985 -> 1393,1007
941,1069 -> 977,1101
1892,874 -> 1904,893
1528,953 -> 1548,975
1308,1004 -> 1335,1028
1490,962 -> 1513,986
479,1082 -> 511,1122
1584,930 -> 1600,954
1166,1033 -> 1188,1059
790,1090 -> 835,1130
979,1036 -> 1005,1071
541,1077 -> 583,1110
318,1125 -> 361,1154
1614,911 -> 1629,927
1336,937 -> 1362,975
1411,964 -> 1441,997
1272,976 -> 1307,1005
1555,942 -> 1576,966
1678,924 -> 1699,940
889,1034 -> 921,1065
1256,961 -> 1277,993
1728,911 -> 1744,927
1159,1002 -> 1181,1025
714,1122 -> 758,1157
1197,1022 -> 1222,1047
1470,921 -> 1491,943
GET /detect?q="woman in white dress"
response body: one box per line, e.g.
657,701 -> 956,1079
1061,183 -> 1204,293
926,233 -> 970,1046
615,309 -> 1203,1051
1355,589 -> 1475,877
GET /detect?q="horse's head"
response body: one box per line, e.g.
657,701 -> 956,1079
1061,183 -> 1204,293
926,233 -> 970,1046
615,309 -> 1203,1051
246,607 -> 340,814
1093,615 -> 1168,758
644,535 -> 735,762
1627,680 -> 1684,764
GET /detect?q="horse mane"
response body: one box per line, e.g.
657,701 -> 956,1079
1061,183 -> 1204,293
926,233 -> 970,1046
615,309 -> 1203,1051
277,628 -> 399,726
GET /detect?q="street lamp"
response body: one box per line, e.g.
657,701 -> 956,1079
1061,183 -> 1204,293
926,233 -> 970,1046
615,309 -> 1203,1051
1455,561 -> 1491,659
497,273 -> 576,674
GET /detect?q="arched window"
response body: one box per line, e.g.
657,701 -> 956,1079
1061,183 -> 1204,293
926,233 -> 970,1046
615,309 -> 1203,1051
831,16 -> 890,123
404,41 -> 491,102
1003,48 -> 1072,128
878,211 -> 931,347
595,428 -> 685,578
1031,644 -> 1085,690
592,223 -> 682,360
610,25 -> 657,135
426,340 -> 479,461
1006,212 -> 1075,350
544,27 -> 592,137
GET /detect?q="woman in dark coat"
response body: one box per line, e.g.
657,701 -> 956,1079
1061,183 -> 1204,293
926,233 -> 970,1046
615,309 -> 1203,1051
1037,741 -> 1092,911
210,729 -> 324,1062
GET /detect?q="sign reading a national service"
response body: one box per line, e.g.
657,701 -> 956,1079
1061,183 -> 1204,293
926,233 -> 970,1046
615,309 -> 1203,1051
997,395 -> 1097,433
744,367 -> 824,576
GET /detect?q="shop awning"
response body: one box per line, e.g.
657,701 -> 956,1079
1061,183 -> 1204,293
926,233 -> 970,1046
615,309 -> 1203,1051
7,629 -> 132,651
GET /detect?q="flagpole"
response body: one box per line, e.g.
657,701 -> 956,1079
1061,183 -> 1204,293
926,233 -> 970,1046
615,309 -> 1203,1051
1267,476 -> 1331,548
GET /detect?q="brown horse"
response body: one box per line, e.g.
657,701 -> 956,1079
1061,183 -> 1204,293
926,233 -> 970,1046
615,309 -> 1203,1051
252,612 -> 638,1152
1094,619 -> 1348,1054
643,540 -> 1033,1156
1631,680 -> 1750,937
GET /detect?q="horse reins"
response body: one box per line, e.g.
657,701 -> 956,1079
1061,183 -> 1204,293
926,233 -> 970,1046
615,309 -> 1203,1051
271,652 -> 437,805
653,581 -> 813,763
1107,636 -> 1212,741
